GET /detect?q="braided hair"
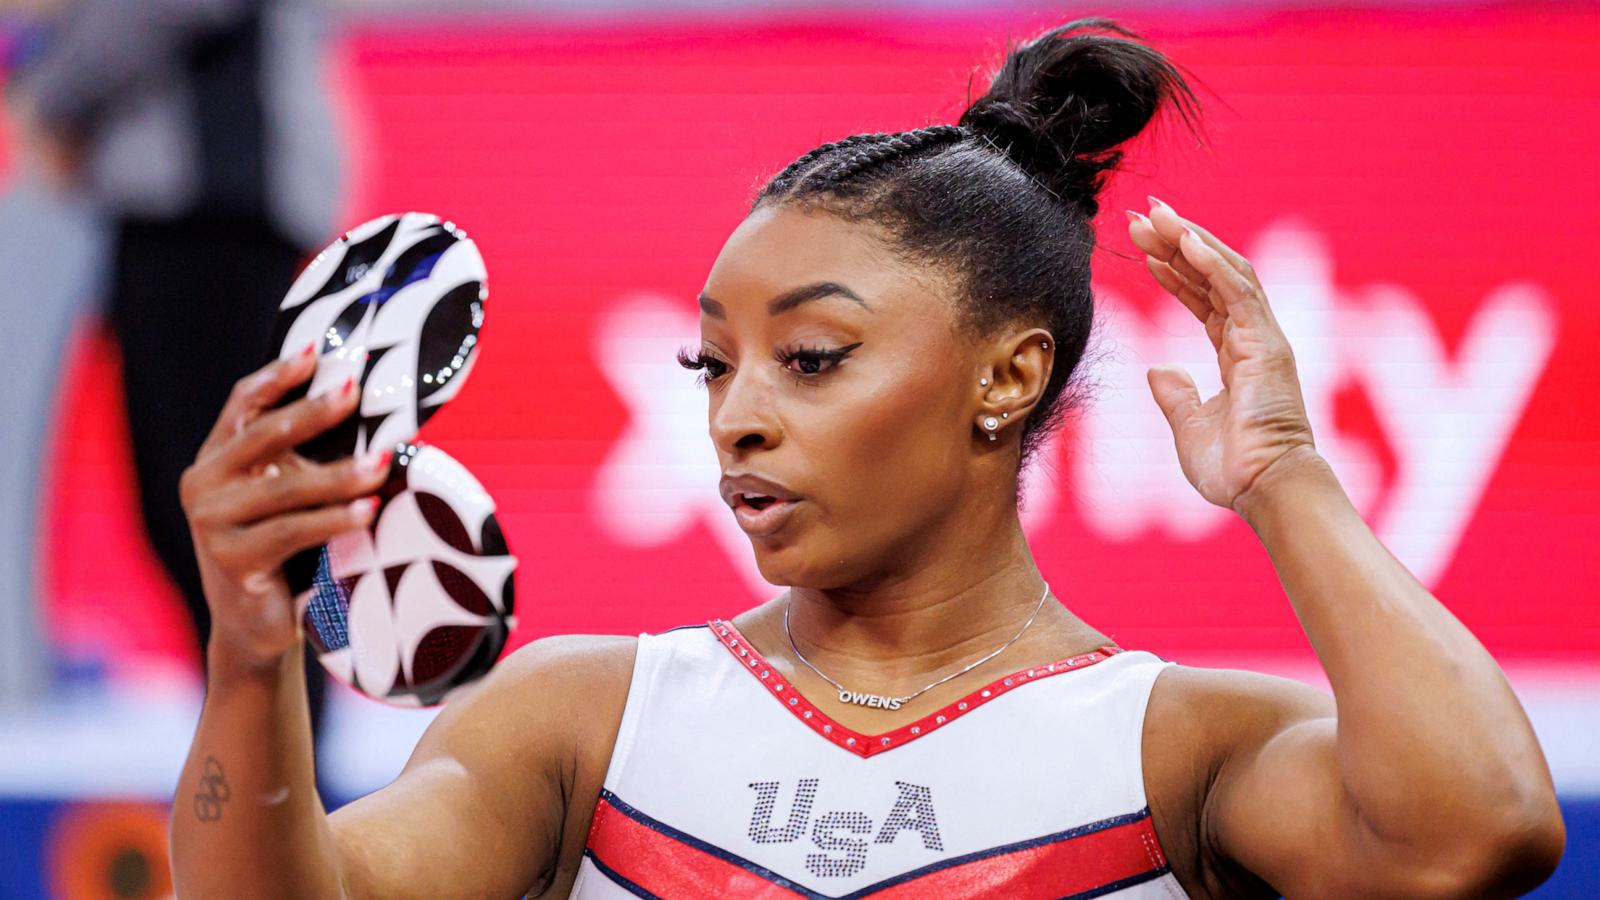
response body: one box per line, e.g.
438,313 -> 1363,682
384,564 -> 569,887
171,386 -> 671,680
764,126 -> 971,199
752,18 -> 1200,471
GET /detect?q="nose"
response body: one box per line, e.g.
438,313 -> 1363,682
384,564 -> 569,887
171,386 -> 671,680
709,363 -> 782,454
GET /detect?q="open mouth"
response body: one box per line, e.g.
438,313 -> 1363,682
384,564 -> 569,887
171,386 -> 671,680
730,492 -> 801,536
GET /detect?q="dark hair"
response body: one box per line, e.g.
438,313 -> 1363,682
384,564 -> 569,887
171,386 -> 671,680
754,18 -> 1200,472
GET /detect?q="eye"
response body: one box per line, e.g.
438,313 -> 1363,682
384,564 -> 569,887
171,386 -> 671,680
676,346 -> 730,388
775,342 -> 862,380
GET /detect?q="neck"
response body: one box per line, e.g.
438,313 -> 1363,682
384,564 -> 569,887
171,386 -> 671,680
782,513 -> 1074,688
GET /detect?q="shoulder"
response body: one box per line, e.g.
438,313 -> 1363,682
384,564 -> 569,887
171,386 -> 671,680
490,632 -> 640,701
1149,662 -> 1336,743
408,633 -> 640,775
328,634 -> 642,897
1142,662 -> 1337,900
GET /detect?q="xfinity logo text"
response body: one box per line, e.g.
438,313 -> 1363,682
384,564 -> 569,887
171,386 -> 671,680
593,221 -> 1556,593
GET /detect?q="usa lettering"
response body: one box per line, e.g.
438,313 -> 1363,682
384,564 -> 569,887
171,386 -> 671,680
748,780 -> 943,878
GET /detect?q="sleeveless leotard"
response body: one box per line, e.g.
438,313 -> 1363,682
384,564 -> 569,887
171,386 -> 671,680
569,618 -> 1191,899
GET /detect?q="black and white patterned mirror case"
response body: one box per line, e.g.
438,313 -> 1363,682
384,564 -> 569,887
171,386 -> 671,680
304,441 -> 516,707
266,212 -> 518,706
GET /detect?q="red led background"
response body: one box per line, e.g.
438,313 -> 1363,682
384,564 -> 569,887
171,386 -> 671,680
38,6 -> 1600,679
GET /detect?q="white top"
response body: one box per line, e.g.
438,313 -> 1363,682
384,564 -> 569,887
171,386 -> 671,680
569,618 -> 1192,899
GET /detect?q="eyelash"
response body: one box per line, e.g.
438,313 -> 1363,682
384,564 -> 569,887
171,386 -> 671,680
675,342 -> 862,389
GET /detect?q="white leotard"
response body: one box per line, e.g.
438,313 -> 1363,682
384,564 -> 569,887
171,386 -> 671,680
569,618 -> 1191,899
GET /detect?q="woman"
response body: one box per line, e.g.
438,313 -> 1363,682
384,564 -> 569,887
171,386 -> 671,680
168,19 -> 1564,899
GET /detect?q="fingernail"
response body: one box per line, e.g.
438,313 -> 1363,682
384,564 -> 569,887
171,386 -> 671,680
1182,226 -> 1199,241
349,496 -> 379,521
301,341 -> 316,357
1124,209 -> 1149,224
1147,194 -> 1168,209
341,375 -> 355,396
357,448 -> 392,475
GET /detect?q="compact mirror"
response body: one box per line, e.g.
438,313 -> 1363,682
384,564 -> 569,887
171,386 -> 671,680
266,211 -> 487,463
264,212 -> 517,706
301,441 -> 517,707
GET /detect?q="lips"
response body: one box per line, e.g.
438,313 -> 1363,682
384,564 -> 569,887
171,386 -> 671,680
720,472 -> 803,537
731,496 -> 800,536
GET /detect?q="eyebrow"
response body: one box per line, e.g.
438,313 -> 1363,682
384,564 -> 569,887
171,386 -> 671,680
698,281 -> 872,319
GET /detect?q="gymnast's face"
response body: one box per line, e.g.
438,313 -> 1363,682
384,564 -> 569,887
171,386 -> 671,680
694,203 -> 985,588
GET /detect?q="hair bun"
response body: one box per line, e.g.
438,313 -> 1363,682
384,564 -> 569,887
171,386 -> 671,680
959,18 -> 1198,217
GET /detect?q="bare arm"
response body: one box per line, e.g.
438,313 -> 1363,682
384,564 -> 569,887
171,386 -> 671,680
169,350 -> 612,898
174,631 -> 623,899
172,643 -> 347,898
328,633 -> 634,899
1127,198 -> 1564,898
1208,452 -> 1564,898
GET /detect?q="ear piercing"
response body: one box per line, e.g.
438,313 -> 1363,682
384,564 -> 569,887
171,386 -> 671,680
980,374 -> 1008,441
981,359 -> 1032,439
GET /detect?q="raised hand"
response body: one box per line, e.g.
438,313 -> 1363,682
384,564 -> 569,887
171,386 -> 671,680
1125,196 -> 1318,514
178,345 -> 393,672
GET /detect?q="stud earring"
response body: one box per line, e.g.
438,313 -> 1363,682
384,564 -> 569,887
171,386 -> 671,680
979,377 -> 989,386
1041,340 -> 1049,350
1001,412 -> 1009,419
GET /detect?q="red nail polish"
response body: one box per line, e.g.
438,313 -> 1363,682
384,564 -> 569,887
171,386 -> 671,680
341,375 -> 355,396
301,341 -> 316,357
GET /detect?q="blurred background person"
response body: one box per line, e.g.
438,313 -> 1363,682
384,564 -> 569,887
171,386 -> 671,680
1,0 -> 343,725
0,0 -> 105,709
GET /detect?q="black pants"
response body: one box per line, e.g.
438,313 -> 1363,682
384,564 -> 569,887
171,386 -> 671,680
107,213 -> 326,737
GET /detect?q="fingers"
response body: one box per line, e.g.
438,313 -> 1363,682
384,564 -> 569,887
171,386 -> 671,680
1131,197 -> 1277,332
1144,255 -> 1220,348
1173,227 -> 1273,330
1147,364 -> 1201,434
198,343 -> 318,462
214,374 -> 361,476
208,447 -> 394,527
1126,210 -> 1215,316
1144,197 -> 1256,287
219,495 -> 381,576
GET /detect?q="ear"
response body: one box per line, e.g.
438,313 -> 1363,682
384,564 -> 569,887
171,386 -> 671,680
973,328 -> 1054,443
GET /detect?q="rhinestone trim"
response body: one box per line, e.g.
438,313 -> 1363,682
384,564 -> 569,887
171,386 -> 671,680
706,618 -> 1123,759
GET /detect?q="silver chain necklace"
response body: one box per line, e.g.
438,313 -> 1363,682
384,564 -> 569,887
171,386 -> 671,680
783,582 -> 1051,711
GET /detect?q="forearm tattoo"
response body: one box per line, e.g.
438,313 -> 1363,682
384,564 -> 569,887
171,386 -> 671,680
194,755 -> 232,823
